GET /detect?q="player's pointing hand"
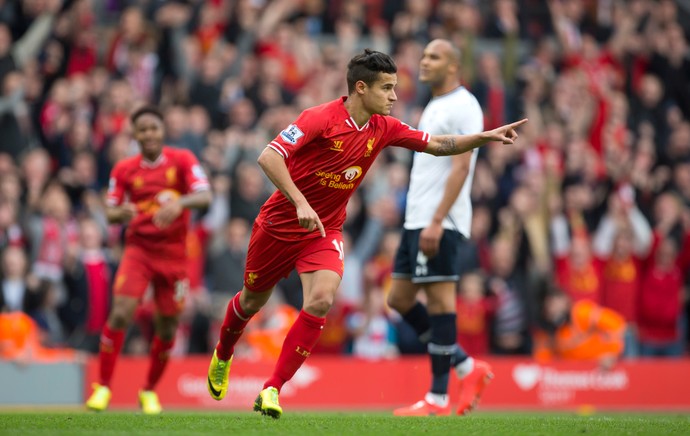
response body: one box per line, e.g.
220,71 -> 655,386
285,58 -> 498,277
486,118 -> 528,145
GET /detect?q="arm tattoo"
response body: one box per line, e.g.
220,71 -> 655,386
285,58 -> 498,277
435,137 -> 460,156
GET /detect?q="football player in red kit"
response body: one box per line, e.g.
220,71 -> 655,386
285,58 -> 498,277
86,106 -> 211,414
207,49 -> 526,418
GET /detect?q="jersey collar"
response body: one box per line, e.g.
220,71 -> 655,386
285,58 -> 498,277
432,86 -> 464,101
340,96 -> 370,131
139,150 -> 167,168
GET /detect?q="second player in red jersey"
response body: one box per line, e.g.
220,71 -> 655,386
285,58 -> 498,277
86,106 -> 211,415
106,144 -> 209,257
207,49 -> 527,418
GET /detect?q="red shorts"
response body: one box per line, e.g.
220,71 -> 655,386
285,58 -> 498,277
113,245 -> 188,316
244,223 -> 345,292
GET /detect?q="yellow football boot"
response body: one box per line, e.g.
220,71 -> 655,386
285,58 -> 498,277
85,383 -> 111,412
139,390 -> 162,415
207,349 -> 232,400
253,387 -> 282,419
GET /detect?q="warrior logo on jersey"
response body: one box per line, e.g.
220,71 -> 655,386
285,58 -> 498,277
280,124 -> 304,144
330,140 -> 344,152
342,166 -> 362,181
133,176 -> 144,189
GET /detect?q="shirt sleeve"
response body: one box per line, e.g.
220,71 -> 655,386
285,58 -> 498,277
267,109 -> 321,159
181,150 -> 210,193
106,162 -> 126,207
383,117 -> 431,152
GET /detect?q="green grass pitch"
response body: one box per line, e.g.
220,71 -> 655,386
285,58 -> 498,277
0,411 -> 689,435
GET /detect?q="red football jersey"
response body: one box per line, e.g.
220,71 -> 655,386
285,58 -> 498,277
106,147 -> 210,258
258,97 -> 430,240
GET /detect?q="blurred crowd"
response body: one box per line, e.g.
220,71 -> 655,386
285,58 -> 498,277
0,0 -> 689,363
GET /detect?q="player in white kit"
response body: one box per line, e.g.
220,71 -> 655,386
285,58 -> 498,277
389,39 -> 494,416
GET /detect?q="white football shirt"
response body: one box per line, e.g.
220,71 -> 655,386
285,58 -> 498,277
403,86 -> 483,237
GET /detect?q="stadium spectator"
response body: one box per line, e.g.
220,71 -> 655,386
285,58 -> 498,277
85,106 -> 211,415
365,229 -> 399,304
188,55 -> 226,130
92,80 -> 137,149
637,193 -> 687,357
60,217 -> 113,353
164,105 -> 205,160
455,271 -> 494,357
0,196 -> 24,251
57,150 -> 100,213
0,71 -> 31,162
28,181 -> 79,284
346,285 -> 399,361
105,7 -> 152,76
551,210 -> 603,304
592,189 -> 653,357
486,236 -> 532,355
473,52 -> 511,131
0,246 -> 34,313
637,237 -> 685,357
205,217 -> 248,302
19,148 -> 52,215
461,204 -> 493,273
245,294 -> 300,361
229,161 -> 270,223
0,310 -> 79,363
27,275 -> 66,347
206,48 -> 525,419
534,290 -> 626,369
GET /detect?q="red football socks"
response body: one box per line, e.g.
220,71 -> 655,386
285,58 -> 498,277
216,292 -> 251,361
98,325 -> 125,387
144,335 -> 175,391
263,310 -> 326,392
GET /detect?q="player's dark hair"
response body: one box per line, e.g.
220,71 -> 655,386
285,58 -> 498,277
346,49 -> 397,94
130,105 -> 164,125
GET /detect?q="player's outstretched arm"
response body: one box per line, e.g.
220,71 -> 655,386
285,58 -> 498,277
257,147 -> 325,237
424,118 -> 528,156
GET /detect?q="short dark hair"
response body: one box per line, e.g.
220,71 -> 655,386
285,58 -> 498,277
346,49 -> 397,94
130,105 -> 164,125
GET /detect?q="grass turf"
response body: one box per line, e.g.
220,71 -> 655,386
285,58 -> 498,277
0,411 -> 688,435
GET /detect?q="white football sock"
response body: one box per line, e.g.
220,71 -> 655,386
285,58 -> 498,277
425,392 -> 449,408
455,356 -> 475,379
